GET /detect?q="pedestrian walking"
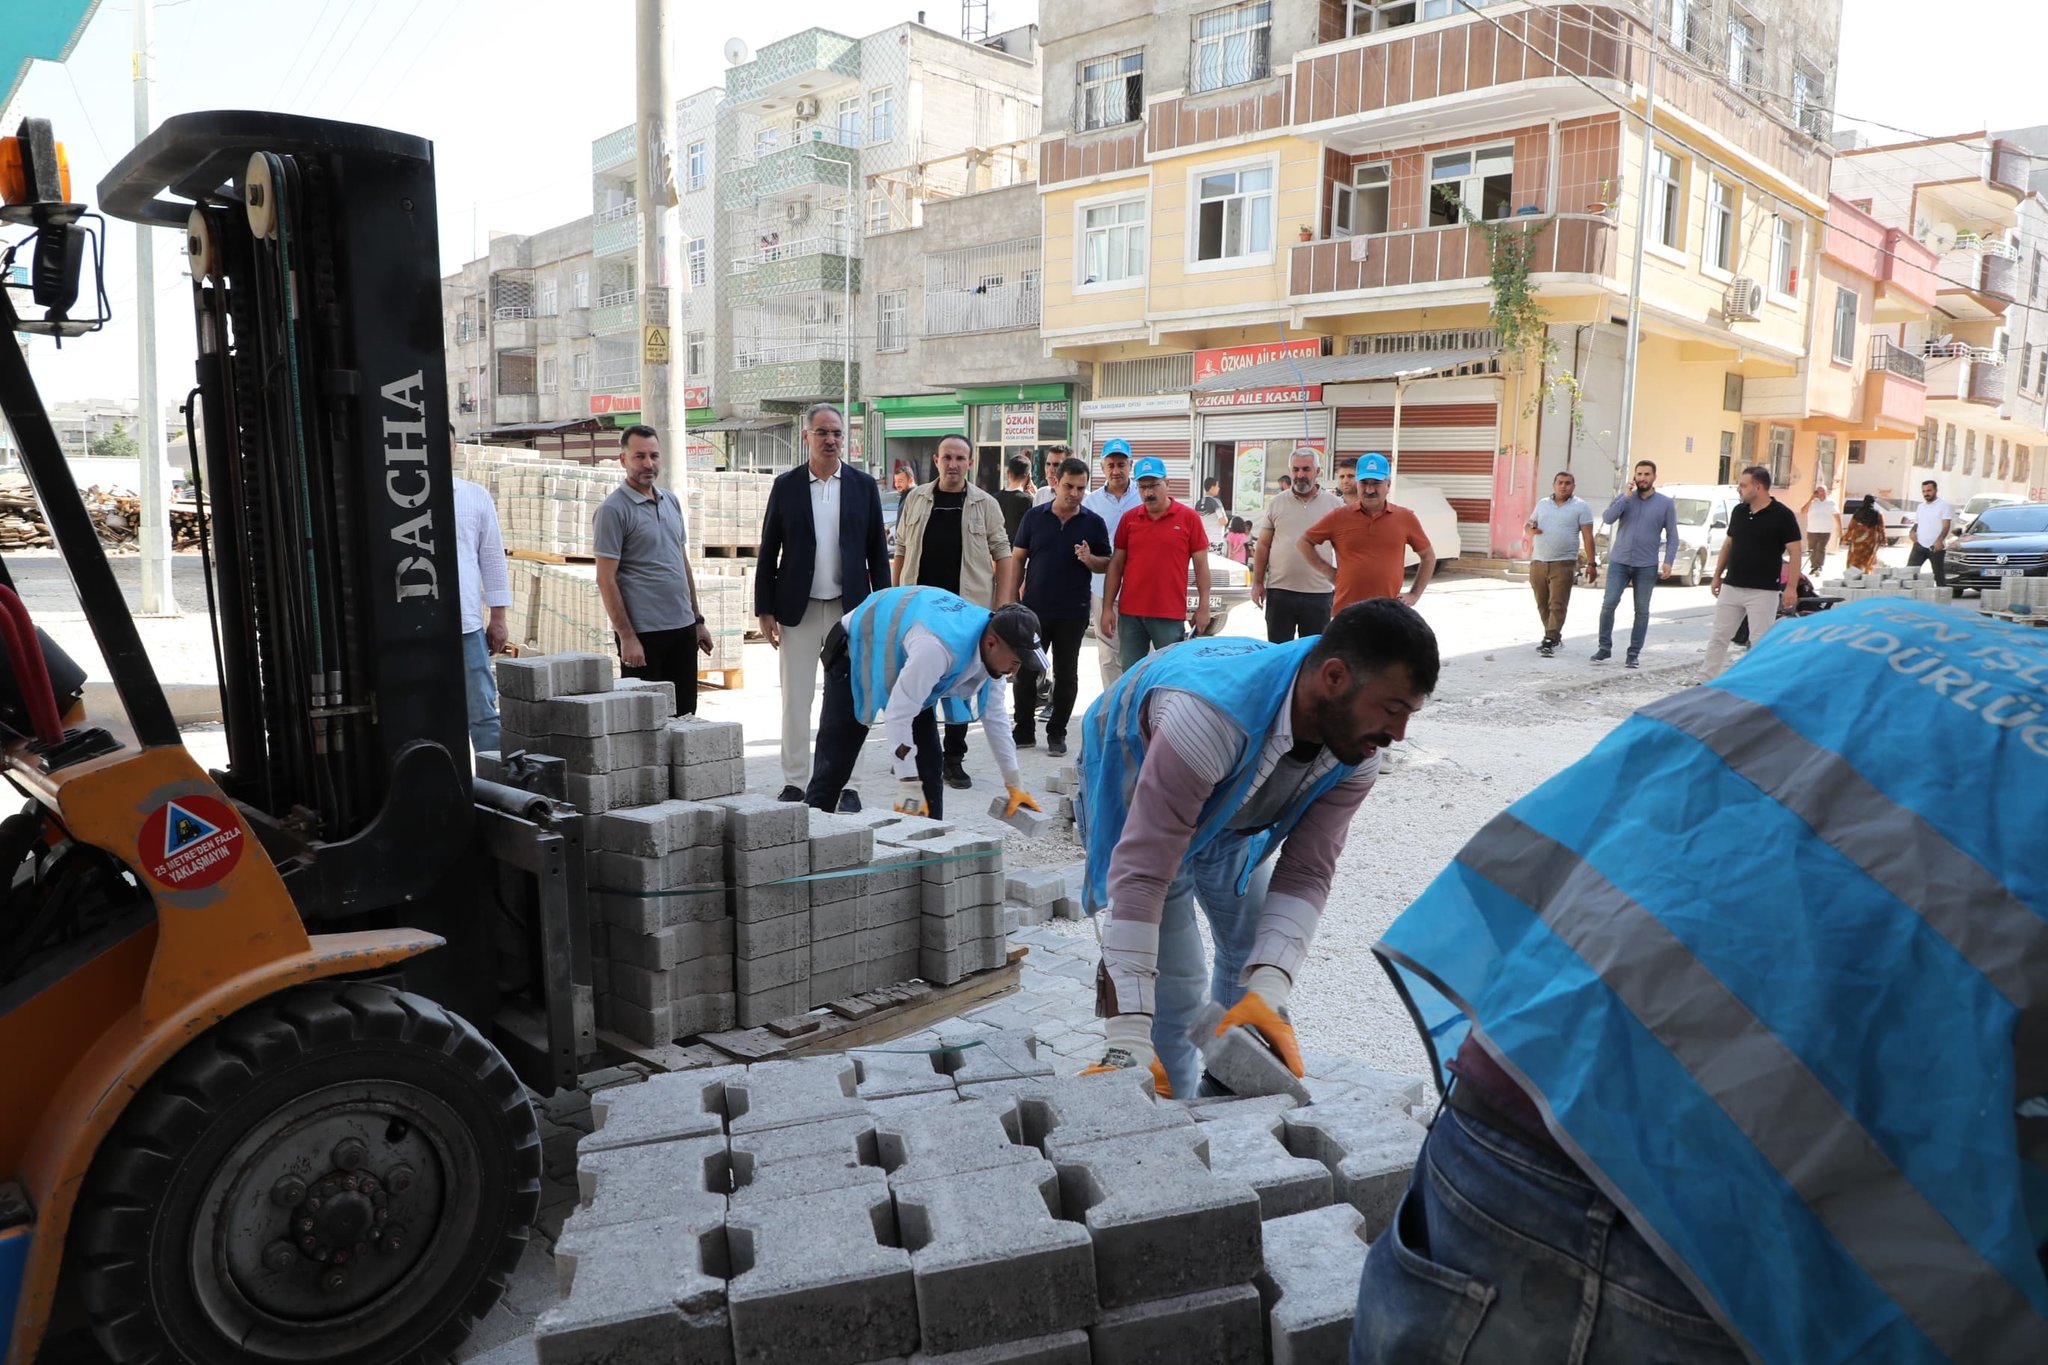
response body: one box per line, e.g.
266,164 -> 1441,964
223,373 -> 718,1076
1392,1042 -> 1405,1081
805,586 -> 1045,822
1700,464 -> 1803,678
1074,600 -> 1438,1098
1101,456 -> 1210,671
1593,459 -> 1680,668
1799,482 -> 1840,575
454,465 -> 511,753
894,434 -> 1016,791
1297,453 -> 1435,612
593,424 -> 711,715
1909,478 -> 1953,586
1843,494 -> 1885,574
1524,470 -> 1596,657
1252,446 -> 1344,642
1194,476 -> 1228,543
755,403 -> 892,804
1083,439 -> 1144,689
1008,455 -> 1111,758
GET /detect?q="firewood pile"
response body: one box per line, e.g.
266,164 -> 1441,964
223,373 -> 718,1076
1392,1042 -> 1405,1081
0,484 -> 206,552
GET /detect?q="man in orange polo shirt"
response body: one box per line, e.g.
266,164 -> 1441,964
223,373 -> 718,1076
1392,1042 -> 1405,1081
1101,456 -> 1212,671
1297,452 -> 1436,610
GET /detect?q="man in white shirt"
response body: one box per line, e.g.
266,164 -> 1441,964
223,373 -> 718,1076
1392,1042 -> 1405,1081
1909,478 -> 1953,587
1800,483 -> 1841,576
453,468 -> 512,754
1083,439 -> 1144,689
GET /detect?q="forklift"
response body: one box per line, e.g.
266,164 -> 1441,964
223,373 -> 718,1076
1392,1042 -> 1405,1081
0,113 -> 600,1363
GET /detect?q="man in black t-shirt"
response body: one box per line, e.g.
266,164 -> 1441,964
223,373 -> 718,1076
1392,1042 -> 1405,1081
997,455 -> 1036,543
1702,464 -> 1803,677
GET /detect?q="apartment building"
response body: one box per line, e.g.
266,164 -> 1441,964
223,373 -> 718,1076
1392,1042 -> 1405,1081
862,181 -> 1089,485
441,218 -> 599,449
1832,131 -> 2048,508
1035,0 -> 1842,556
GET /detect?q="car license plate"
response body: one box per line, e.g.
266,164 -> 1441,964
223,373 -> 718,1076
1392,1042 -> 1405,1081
1992,567 -> 2027,577
1186,595 -> 1201,611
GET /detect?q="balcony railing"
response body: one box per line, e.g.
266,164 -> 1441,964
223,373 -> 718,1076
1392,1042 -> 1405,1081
924,238 -> 1042,336
734,339 -> 851,368
1868,338 -> 1925,384
734,125 -> 859,168
594,215 -> 642,257
1980,250 -> 2019,304
730,230 -> 856,274
594,356 -> 639,392
595,199 -> 638,225
592,296 -> 639,334
592,126 -> 635,173
1990,141 -> 2031,196
1290,215 -> 1616,297
1922,339 -> 1998,361
1969,359 -> 2008,405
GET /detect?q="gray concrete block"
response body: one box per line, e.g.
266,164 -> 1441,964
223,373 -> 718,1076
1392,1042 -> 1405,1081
581,1068 -> 742,1153
737,983 -> 807,1027
860,888 -> 924,929
728,1113 -> 883,1208
1279,1104 -> 1428,1240
921,871 -> 1004,916
1043,766 -> 1077,795
592,886 -> 729,936
735,914 -> 810,960
611,765 -> 669,808
724,1184 -> 916,1365
590,846 -> 724,893
810,897 -> 863,940
907,1331 -> 1091,1364
809,866 -> 869,908
1087,1283 -> 1263,1365
870,812 -> 954,841
727,841 -> 809,888
1051,895 -> 1084,922
563,770 -> 614,815
606,955 -> 734,1007
987,794 -> 1054,838
613,689 -> 670,732
920,907 -> 982,952
894,1163 -> 1096,1353
545,693 -> 617,738
570,1134 -> 726,1232
667,715 -> 743,764
978,934 -> 1010,974
605,921 -> 734,974
1184,1094 -> 1301,1125
734,946 -> 807,993
732,882 -> 804,924
809,930 -> 858,973
549,651 -> 614,696
474,749 -> 506,784
867,845 -> 925,892
868,1088 -> 965,1118
538,1215 -> 729,1365
1005,867 -> 1068,910
1257,1204 -> 1370,1365
849,1046 -> 958,1104
595,804 -> 671,857
920,943 -> 977,986
806,808 -> 876,870
986,1071 -> 1190,1155
545,729 -> 663,774
948,1027 -> 1054,1089
809,963 -> 863,1004
1191,1005 -> 1312,1106
1200,1114 -> 1333,1221
874,1093 -> 1039,1183
1050,1127 -> 1262,1308
499,696 -> 550,737
673,756 -> 744,801
597,993 -> 734,1046
495,655 -> 554,702
723,1056 -> 867,1136
711,792 -> 809,850
861,917 -> 923,958
612,676 -> 677,717
865,950 -> 923,991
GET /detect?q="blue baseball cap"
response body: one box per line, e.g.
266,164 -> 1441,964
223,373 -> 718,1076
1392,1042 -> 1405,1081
1100,437 -> 1133,459
1132,456 -> 1168,482
1358,452 -> 1392,481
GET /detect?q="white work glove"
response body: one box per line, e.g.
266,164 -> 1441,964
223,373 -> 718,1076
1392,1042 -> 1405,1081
1080,1013 -> 1156,1076
1243,964 -> 1293,1012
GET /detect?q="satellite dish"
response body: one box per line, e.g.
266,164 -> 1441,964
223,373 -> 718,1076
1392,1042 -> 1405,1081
724,37 -> 751,66
1927,219 -> 1958,251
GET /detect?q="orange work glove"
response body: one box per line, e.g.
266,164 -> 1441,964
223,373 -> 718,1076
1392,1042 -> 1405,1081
1216,967 -> 1304,1078
1003,785 -> 1042,818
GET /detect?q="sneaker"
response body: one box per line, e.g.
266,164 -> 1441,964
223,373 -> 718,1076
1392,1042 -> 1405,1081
943,760 -> 972,790
1625,656 -> 1640,670
777,784 -> 805,803
1046,737 -> 1068,758
1538,641 -> 1556,658
838,789 -> 863,812
1014,734 -> 1037,749
1590,649 -> 1612,664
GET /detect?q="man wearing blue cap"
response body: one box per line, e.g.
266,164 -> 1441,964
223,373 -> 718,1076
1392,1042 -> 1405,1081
1299,452 -> 1435,611
1084,439 -> 1144,688
1102,455 -> 1211,672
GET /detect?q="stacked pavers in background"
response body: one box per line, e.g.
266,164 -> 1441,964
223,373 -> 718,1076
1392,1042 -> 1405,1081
539,1050 -> 1428,1365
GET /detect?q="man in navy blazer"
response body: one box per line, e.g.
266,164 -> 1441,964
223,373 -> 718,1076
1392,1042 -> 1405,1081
755,402 -> 892,804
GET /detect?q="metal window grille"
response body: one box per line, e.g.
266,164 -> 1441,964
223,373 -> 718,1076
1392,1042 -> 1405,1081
1076,51 -> 1144,131
1097,353 -> 1195,398
877,290 -> 907,351
924,240 -> 1041,335
1191,1 -> 1271,93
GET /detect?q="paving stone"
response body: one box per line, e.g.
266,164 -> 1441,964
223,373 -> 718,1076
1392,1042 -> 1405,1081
723,1056 -> 867,1136
867,1089 -> 964,1118
867,846 -> 926,893
1004,867 -> 1068,910
987,794 -> 1054,837
894,1163 -> 1096,1353
548,651 -> 615,697
1192,1004 -> 1312,1106
674,757 -> 744,800
811,897 -> 863,940
545,693 -> 619,738
906,1330 -> 1090,1364
1257,1204 -> 1370,1365
810,962 -> 863,1003
668,715 -> 744,764
607,957 -> 736,1008
590,846 -> 725,893
920,942 -> 984,987
806,808 -> 876,870
711,792 -> 809,849
1279,1105 -> 1428,1239
809,930 -> 858,974
737,982 -> 808,1027
1086,1283 -> 1263,1365
732,882 -> 805,923
1183,1094 -> 1301,1125
727,841 -> 809,888
922,871 -> 1005,916
1199,1113 -> 1333,1220
725,1183 -> 917,1365
568,1135 -> 727,1233
859,919 -> 922,960
537,1214 -> 728,1365
545,730 -> 664,774
728,1113 -> 884,1207
874,1093 -> 1039,1184
495,655 -> 555,702
948,1026 -> 1054,1089
979,1071 -> 1190,1154
598,993 -> 735,1046
810,866 -> 870,908
1050,1127 -> 1262,1309
592,886 -> 731,936
605,920 -> 734,972
735,913 -> 810,960
612,676 -> 677,715
581,1068 -> 742,1152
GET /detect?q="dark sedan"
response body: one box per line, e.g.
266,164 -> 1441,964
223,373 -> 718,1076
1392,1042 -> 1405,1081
1945,503 -> 2048,594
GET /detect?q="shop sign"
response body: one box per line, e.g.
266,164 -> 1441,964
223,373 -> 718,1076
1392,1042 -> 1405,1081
1077,394 -> 1191,418
685,386 -> 710,409
1001,411 -> 1038,443
1192,338 -> 1324,382
590,393 -> 640,415
1194,386 -> 1323,411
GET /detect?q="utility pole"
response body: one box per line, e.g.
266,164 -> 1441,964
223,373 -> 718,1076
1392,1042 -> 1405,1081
1613,34 -> 1661,491
635,0 -> 685,492
133,0 -> 176,613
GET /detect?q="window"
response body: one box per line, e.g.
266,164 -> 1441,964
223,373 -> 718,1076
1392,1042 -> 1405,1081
685,331 -> 705,376
1345,0 -> 1463,33
1082,198 -> 1147,284
1647,147 -> 1682,250
1428,146 -> 1513,226
1352,163 -> 1390,235
1831,286 -> 1858,365
686,141 -> 706,191
1194,165 -> 1274,262
1078,52 -> 1142,131
1815,434 -> 1838,487
1848,439 -> 1867,465
2018,447 -> 2032,484
877,289 -> 907,351
540,357 -> 559,394
1705,177 -> 1736,271
1768,424 -> 1794,487
1791,69 -> 1811,125
868,191 -> 892,236
1943,423 -> 1958,471
1666,0 -> 1689,47
2033,250 -> 2045,304
686,238 -> 706,289
1192,1 -> 1271,93
1964,429 -> 1977,476
837,97 -> 862,147
1771,214 -> 1800,296
1999,438 -> 2011,480
536,278 -> 558,316
1726,14 -> 1759,90
573,351 -> 590,387
572,269 -> 590,308
1848,197 -> 1872,213
1791,68 -> 1824,136
755,128 -> 779,159
868,86 -> 895,144
457,379 -> 472,409
2037,346 -> 2048,395
1914,419 -> 1936,468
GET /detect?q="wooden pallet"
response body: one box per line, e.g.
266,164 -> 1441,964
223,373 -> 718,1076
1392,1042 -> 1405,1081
699,544 -> 759,559
697,666 -> 744,690
508,548 -> 595,565
1990,610 -> 2048,628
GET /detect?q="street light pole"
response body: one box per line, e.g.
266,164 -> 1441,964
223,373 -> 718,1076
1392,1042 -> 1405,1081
1614,34 -> 1661,489
133,0 -> 176,613
635,0 -> 685,493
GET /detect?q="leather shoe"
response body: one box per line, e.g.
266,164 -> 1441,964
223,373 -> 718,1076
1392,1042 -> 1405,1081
838,789 -> 862,812
777,785 -> 805,802
943,760 -> 971,790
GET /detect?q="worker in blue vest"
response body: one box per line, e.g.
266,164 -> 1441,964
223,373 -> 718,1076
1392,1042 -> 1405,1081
1073,599 -> 1439,1098
1355,597 -> 2048,1364
806,585 -> 1048,821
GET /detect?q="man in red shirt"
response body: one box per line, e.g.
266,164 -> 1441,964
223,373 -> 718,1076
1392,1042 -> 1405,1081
1101,456 -> 1211,671
1298,452 -> 1435,611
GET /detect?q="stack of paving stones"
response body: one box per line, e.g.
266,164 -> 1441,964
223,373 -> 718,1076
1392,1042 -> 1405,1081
717,794 -> 814,1027
492,652 -> 670,814
588,798 -> 736,1044
537,1044 -> 1429,1365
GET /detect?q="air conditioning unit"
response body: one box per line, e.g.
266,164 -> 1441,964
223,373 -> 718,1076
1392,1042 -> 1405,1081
1724,278 -> 1763,322
794,95 -> 820,120
786,200 -> 811,224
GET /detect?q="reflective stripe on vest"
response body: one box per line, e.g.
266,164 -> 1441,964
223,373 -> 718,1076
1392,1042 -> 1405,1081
846,586 -> 994,726
1375,599 -> 2048,1364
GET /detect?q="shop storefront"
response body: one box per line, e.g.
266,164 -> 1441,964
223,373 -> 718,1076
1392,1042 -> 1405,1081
1194,388 -> 1331,524
1079,394 -> 1193,495
1329,376 -> 1503,557
871,394 -> 969,487
963,386 -> 1073,489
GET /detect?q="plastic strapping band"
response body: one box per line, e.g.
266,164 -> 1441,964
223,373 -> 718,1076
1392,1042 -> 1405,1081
604,848 -> 997,899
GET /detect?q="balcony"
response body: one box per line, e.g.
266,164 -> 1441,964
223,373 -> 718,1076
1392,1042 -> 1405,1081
1923,341 -> 2005,409
592,126 -> 635,174
1989,139 -> 2032,198
724,28 -> 860,108
722,134 -> 859,208
726,342 -> 859,406
594,354 -> 640,393
594,201 -> 642,257
492,395 -> 539,426
1969,358 -> 2009,405
1862,339 -> 1926,436
1290,216 -> 1616,300
726,231 -> 860,303
1937,235 -> 2020,320
592,293 -> 639,334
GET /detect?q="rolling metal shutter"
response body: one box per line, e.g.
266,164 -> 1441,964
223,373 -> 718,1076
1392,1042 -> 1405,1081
1092,417 -> 1194,498
1336,400 -> 1498,556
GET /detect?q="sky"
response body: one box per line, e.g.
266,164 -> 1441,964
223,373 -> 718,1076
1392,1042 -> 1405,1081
3,0 -> 2042,406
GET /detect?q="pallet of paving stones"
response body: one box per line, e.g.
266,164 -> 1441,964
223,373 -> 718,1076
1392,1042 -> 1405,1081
537,1047 -> 1432,1365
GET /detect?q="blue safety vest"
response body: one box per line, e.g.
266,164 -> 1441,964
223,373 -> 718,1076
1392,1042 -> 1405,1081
1377,598 -> 2048,1364
1078,635 -> 1356,912
843,586 -> 997,727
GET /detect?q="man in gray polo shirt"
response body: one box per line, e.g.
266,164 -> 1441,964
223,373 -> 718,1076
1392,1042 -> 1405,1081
1524,469 -> 1596,657
595,424 -> 711,714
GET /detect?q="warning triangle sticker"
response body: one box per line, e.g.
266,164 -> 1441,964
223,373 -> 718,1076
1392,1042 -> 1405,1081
163,801 -> 222,856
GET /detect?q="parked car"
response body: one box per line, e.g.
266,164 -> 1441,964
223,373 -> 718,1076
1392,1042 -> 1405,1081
1957,492 -> 2025,533
1189,553 -> 1253,636
1593,483 -> 1737,587
1399,484 -> 1464,568
1852,496 -> 1915,545
1943,502 -> 2048,594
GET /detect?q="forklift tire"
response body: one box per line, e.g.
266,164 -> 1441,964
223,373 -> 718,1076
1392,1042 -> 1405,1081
69,980 -> 541,1365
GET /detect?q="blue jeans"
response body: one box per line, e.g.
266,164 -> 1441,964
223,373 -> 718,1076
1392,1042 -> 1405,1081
1152,833 -> 1273,1099
462,629 -> 501,755
1351,1106 -> 1742,1364
1596,563 -> 1657,658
